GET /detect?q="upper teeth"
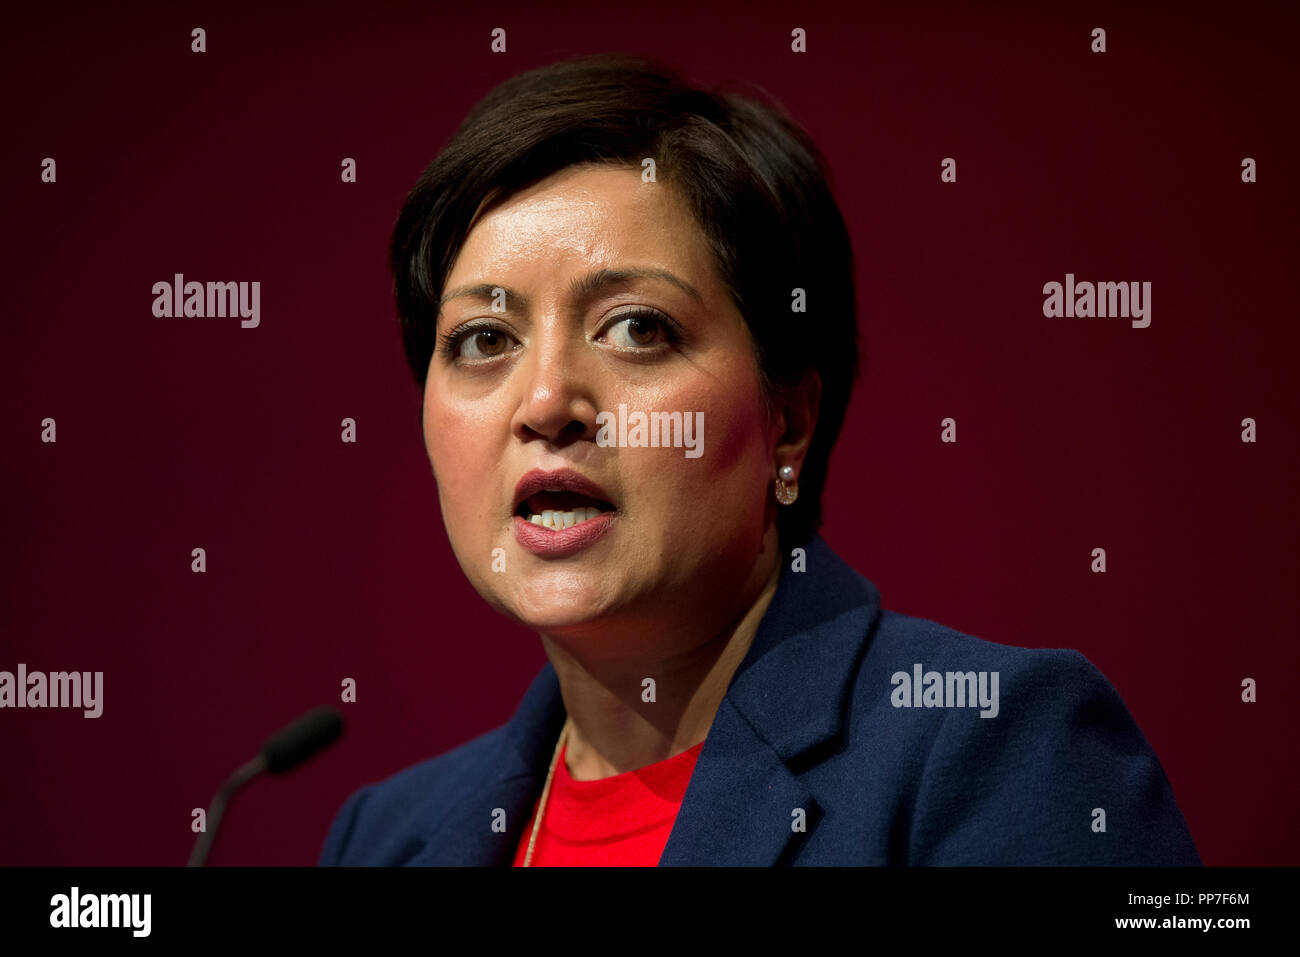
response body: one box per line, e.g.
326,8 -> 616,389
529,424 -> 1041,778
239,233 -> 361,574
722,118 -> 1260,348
528,507 -> 603,530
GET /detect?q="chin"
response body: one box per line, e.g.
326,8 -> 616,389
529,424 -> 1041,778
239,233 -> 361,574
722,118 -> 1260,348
492,572 -> 603,626
510,599 -> 607,633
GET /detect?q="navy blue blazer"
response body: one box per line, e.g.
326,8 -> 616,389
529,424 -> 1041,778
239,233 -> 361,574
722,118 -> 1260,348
320,536 -> 1200,865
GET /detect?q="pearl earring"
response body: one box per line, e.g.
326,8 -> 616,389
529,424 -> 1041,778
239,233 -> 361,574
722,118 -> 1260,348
775,464 -> 799,505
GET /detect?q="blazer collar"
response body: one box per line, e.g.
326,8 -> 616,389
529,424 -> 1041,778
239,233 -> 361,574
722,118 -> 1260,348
411,535 -> 882,865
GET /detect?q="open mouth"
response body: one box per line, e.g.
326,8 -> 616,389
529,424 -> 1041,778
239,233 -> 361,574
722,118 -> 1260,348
515,490 -> 616,530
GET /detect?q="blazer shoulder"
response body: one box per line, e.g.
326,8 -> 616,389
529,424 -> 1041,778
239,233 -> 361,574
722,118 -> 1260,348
868,606 -> 1081,674
318,724 -> 507,866
851,609 -> 1200,865
863,608 -> 1160,717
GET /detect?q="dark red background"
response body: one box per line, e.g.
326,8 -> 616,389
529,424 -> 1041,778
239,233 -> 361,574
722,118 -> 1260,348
2,0 -> 1296,866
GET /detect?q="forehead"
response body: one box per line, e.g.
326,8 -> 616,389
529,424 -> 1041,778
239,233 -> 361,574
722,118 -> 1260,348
446,164 -> 714,286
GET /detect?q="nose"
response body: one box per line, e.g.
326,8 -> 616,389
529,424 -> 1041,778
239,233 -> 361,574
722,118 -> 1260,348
510,321 -> 600,447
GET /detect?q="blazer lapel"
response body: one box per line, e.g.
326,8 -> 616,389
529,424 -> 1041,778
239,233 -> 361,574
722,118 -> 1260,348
407,665 -> 567,866
660,536 -> 882,865
657,696 -> 816,865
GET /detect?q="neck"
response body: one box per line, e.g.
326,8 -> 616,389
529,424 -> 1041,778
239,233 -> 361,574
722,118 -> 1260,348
540,545 -> 782,782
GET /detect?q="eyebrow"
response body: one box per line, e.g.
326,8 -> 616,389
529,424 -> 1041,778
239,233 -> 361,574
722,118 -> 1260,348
436,266 -> 704,315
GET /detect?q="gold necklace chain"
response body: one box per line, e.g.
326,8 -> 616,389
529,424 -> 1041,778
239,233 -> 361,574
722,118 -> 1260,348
522,717 -> 570,867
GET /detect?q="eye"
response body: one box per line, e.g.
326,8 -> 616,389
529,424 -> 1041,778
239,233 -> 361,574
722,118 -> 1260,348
439,323 -> 517,361
601,309 -> 680,349
460,328 -> 512,359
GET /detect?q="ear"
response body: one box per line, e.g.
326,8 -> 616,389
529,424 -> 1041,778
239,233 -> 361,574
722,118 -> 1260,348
770,369 -> 821,476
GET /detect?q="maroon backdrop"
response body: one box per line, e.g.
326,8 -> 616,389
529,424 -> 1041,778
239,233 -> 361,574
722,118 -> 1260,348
2,0 -> 1296,866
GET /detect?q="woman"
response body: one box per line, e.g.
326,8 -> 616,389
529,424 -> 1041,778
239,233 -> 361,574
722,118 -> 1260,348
320,54 -> 1199,866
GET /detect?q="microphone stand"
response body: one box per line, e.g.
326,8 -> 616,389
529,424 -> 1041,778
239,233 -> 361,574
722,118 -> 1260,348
188,755 -> 268,867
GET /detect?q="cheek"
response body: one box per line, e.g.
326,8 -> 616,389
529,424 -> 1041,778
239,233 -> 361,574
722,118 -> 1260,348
423,388 -> 500,519
642,373 -> 771,514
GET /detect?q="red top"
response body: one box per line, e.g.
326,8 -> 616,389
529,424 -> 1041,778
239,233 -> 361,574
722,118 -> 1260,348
511,739 -> 706,866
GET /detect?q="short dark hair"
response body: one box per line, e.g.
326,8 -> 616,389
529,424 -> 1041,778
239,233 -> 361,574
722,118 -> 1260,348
391,53 -> 859,553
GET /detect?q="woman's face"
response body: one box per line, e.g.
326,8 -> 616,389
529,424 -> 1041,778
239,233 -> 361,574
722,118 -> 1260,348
423,163 -> 783,649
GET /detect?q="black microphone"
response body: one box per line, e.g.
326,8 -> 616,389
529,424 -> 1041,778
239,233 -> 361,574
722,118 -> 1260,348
188,705 -> 343,866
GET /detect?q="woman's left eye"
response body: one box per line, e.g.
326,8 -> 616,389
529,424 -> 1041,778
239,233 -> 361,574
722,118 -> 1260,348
602,310 -> 676,349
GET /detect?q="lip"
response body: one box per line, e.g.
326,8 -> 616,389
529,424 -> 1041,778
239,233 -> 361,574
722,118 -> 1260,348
513,511 -> 617,558
510,467 -> 617,559
511,468 -> 615,514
